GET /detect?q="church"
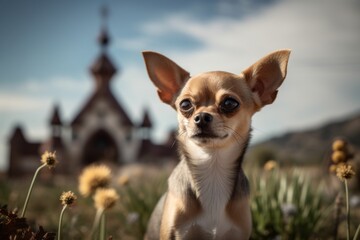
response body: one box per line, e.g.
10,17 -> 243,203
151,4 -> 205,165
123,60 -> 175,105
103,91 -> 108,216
7,13 -> 176,177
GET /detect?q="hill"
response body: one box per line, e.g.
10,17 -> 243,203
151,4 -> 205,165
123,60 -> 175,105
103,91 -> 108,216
248,112 -> 360,165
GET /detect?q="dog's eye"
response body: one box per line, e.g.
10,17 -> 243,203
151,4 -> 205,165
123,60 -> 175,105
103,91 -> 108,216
179,99 -> 193,111
220,97 -> 239,113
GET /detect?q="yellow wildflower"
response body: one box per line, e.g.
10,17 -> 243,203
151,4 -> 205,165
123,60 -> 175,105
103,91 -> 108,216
332,151 -> 347,164
336,164 -> 355,181
332,139 -> 347,152
329,164 -> 337,173
118,175 -> 130,186
78,164 -> 111,197
93,188 -> 119,210
263,160 -> 278,171
60,191 -> 77,206
40,151 -> 58,168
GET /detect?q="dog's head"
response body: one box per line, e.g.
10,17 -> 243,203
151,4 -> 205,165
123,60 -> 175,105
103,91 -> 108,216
143,50 -> 290,149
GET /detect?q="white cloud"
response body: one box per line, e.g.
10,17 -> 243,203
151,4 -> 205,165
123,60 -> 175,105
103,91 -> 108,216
0,76 -> 92,120
21,76 -> 91,94
118,0 -> 360,142
0,94 -> 49,112
115,38 -> 149,51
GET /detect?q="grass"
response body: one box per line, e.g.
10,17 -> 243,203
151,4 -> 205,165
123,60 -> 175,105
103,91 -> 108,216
0,167 -> 168,240
0,158 -> 359,239
118,173 -> 167,239
250,168 -> 329,239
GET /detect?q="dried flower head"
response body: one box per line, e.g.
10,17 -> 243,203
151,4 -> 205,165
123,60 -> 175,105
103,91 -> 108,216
263,160 -> 278,171
332,151 -> 347,164
93,188 -> 119,210
336,164 -> 355,181
79,164 -> 111,197
41,151 -> 58,168
118,175 -> 130,186
329,164 -> 337,173
332,139 -> 347,152
60,191 -> 77,206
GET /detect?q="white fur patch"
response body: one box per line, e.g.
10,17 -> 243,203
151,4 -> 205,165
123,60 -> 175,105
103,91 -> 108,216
184,140 -> 241,236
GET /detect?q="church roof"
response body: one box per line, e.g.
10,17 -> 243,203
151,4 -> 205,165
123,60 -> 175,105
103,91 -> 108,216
50,105 -> 62,125
71,12 -> 133,127
9,125 -> 41,155
71,87 -> 133,126
90,53 -> 116,79
140,109 -> 153,128
9,125 -> 25,143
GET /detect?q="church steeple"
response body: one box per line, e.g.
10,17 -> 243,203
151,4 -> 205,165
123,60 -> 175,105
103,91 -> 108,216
139,108 -> 153,140
50,104 -> 62,138
90,6 -> 117,91
98,6 -> 110,49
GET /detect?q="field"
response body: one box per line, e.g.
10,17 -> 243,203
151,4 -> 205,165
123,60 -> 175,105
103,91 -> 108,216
1,155 -> 359,240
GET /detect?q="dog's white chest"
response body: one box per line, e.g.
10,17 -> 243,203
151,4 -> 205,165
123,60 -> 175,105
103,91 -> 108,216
195,162 -> 234,236
197,160 -> 232,214
185,143 -> 238,237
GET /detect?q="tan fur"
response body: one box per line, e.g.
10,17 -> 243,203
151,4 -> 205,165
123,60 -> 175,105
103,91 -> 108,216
226,197 -> 252,237
143,50 -> 291,240
160,191 -> 202,239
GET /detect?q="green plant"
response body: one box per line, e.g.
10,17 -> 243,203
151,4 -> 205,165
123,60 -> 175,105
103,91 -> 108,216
58,191 -> 77,240
0,205 -> 56,240
21,151 -> 58,218
250,169 -> 327,240
331,139 -> 360,240
91,188 -> 119,240
0,151 -> 57,240
118,174 -> 167,239
251,147 -> 277,167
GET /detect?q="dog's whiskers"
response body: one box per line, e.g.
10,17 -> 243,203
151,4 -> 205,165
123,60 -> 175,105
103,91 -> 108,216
223,126 -> 246,147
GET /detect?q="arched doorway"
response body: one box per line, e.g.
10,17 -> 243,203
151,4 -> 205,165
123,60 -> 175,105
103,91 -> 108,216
82,129 -> 119,165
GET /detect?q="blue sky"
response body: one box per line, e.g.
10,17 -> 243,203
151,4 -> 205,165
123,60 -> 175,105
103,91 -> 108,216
0,0 -> 359,170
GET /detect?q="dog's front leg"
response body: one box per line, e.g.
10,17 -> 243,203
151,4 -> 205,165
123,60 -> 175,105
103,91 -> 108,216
160,191 -> 202,240
224,196 -> 252,240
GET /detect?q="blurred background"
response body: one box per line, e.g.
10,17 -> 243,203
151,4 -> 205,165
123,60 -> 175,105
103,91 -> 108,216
1,0 -> 360,239
1,0 -> 359,173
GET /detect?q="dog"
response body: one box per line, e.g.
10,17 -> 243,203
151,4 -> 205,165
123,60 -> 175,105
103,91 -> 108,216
142,49 -> 291,240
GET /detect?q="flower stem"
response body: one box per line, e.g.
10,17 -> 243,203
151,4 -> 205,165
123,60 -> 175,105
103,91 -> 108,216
58,205 -> 67,240
353,224 -> 360,240
345,179 -> 350,240
21,163 -> 46,218
89,208 -> 104,240
333,194 -> 342,240
100,213 -> 106,240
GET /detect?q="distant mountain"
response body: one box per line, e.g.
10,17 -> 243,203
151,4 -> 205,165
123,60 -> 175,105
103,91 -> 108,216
247,112 -> 360,165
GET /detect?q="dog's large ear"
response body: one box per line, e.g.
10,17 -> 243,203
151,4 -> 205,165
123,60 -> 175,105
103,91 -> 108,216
142,51 -> 190,107
243,49 -> 291,108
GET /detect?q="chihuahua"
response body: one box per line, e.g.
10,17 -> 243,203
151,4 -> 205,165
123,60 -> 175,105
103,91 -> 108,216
143,49 -> 291,240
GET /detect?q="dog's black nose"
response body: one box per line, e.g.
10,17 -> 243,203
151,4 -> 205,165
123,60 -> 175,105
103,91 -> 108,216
194,112 -> 213,127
